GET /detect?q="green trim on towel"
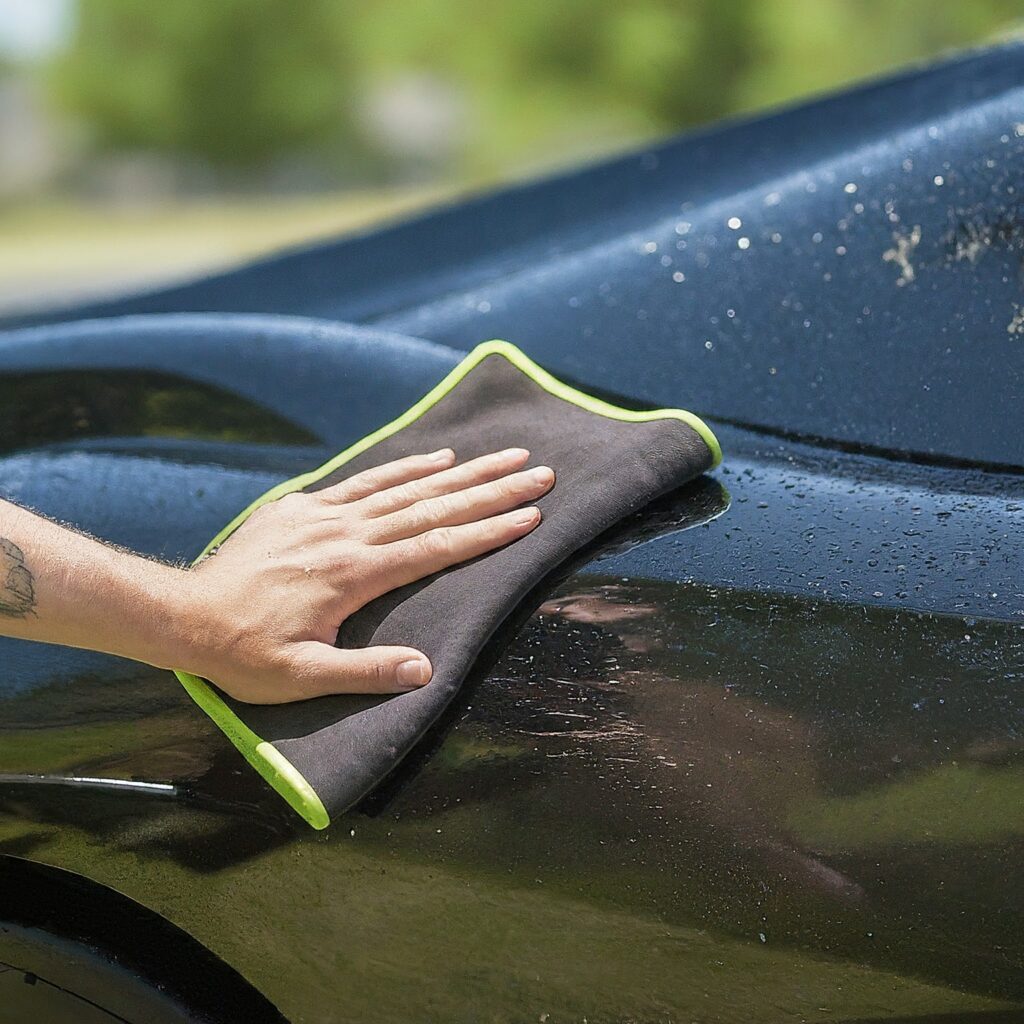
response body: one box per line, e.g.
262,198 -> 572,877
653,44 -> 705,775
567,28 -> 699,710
173,339 -> 721,830
175,672 -> 330,829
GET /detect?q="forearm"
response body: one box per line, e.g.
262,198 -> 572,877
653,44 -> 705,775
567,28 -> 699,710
0,447 -> 549,703
0,498 -> 202,671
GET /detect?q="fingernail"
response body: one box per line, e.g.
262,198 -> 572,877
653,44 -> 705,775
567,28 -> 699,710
429,448 -> 454,462
515,506 -> 541,526
398,658 -> 430,687
505,447 -> 529,459
529,466 -> 554,486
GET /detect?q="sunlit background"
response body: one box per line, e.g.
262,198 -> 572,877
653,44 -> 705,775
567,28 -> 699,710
0,0 -> 1021,312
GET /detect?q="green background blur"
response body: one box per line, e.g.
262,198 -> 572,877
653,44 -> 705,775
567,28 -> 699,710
0,0 -> 1021,310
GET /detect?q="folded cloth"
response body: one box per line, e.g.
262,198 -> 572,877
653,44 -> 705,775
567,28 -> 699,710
175,340 -> 721,827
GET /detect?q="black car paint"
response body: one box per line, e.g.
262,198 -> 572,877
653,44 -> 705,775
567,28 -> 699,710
0,858 -> 286,1023
7,45 -> 1024,469
1,43 -> 1024,1024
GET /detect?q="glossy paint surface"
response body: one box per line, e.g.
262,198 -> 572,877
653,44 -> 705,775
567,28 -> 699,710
1,313 -> 1021,1022
2,44 -> 1024,1024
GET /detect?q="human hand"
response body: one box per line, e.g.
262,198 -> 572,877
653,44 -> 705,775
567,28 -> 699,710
179,447 -> 553,703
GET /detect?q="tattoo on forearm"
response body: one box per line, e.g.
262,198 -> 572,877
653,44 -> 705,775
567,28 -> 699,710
0,538 -> 36,618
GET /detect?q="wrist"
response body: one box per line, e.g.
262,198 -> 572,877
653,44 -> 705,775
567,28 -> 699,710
123,557 -> 218,676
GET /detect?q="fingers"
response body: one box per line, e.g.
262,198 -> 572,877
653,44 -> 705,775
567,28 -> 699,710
358,447 -> 531,516
253,643 -> 433,702
384,505 -> 542,591
317,448 -> 455,504
372,465 -> 554,542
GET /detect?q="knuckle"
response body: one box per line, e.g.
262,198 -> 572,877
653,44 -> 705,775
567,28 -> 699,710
499,475 -> 523,499
423,527 -> 453,558
392,482 -> 418,507
286,657 -> 318,690
315,481 -> 351,505
367,486 -> 397,514
336,475 -> 365,500
362,467 -> 388,490
487,516 -> 515,540
429,494 -> 456,522
342,468 -> 380,500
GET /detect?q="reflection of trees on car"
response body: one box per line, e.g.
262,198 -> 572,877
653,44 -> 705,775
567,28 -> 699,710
0,370 -> 317,451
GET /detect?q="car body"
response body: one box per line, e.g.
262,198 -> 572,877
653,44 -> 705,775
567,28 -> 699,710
1,43 -> 1023,1023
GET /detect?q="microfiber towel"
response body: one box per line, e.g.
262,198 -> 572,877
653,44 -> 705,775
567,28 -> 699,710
175,340 -> 721,827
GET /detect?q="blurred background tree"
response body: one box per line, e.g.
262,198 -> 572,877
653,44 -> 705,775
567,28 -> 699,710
50,0 -> 358,172
0,0 -> 1021,308
41,0 -> 1024,185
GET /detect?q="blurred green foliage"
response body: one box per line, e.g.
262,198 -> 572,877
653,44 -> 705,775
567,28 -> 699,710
50,0 -> 355,168
49,0 -> 1024,183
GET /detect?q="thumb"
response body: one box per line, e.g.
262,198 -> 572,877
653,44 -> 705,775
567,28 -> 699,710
291,642 -> 433,697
